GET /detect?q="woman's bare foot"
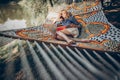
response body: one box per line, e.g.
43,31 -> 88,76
67,40 -> 76,45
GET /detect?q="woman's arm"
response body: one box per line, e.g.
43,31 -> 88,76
69,16 -> 79,25
52,13 -> 63,24
67,16 -> 82,28
67,23 -> 79,28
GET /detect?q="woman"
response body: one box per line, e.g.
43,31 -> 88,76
54,10 -> 81,44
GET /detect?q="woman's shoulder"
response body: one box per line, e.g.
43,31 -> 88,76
69,16 -> 76,20
68,16 -> 77,22
69,16 -> 79,24
69,15 -> 74,18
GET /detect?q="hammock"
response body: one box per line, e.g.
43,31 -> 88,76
0,0 -> 120,52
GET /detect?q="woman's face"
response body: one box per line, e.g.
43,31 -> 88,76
61,11 -> 67,18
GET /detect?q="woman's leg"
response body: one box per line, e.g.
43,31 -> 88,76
56,35 -> 64,40
79,39 -> 91,43
56,29 -> 91,43
56,31 -> 73,43
60,29 -> 73,36
59,29 -> 91,43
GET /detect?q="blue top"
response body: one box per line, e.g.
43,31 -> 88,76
56,16 -> 79,27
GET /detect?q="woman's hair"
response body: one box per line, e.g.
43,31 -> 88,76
60,9 -> 72,19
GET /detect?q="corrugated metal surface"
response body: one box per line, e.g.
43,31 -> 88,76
0,40 -> 120,80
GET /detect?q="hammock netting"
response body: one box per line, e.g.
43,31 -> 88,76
0,0 -> 120,52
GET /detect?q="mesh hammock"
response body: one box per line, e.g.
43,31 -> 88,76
0,0 -> 120,51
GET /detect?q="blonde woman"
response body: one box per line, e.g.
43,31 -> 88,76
54,10 -> 82,44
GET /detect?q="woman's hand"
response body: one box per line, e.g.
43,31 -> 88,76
53,13 -> 62,24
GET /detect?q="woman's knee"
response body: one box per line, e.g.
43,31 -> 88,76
56,35 -> 64,40
61,29 -> 72,35
56,31 -> 65,36
56,31 -> 61,34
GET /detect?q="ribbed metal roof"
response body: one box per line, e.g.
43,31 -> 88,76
0,40 -> 120,80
